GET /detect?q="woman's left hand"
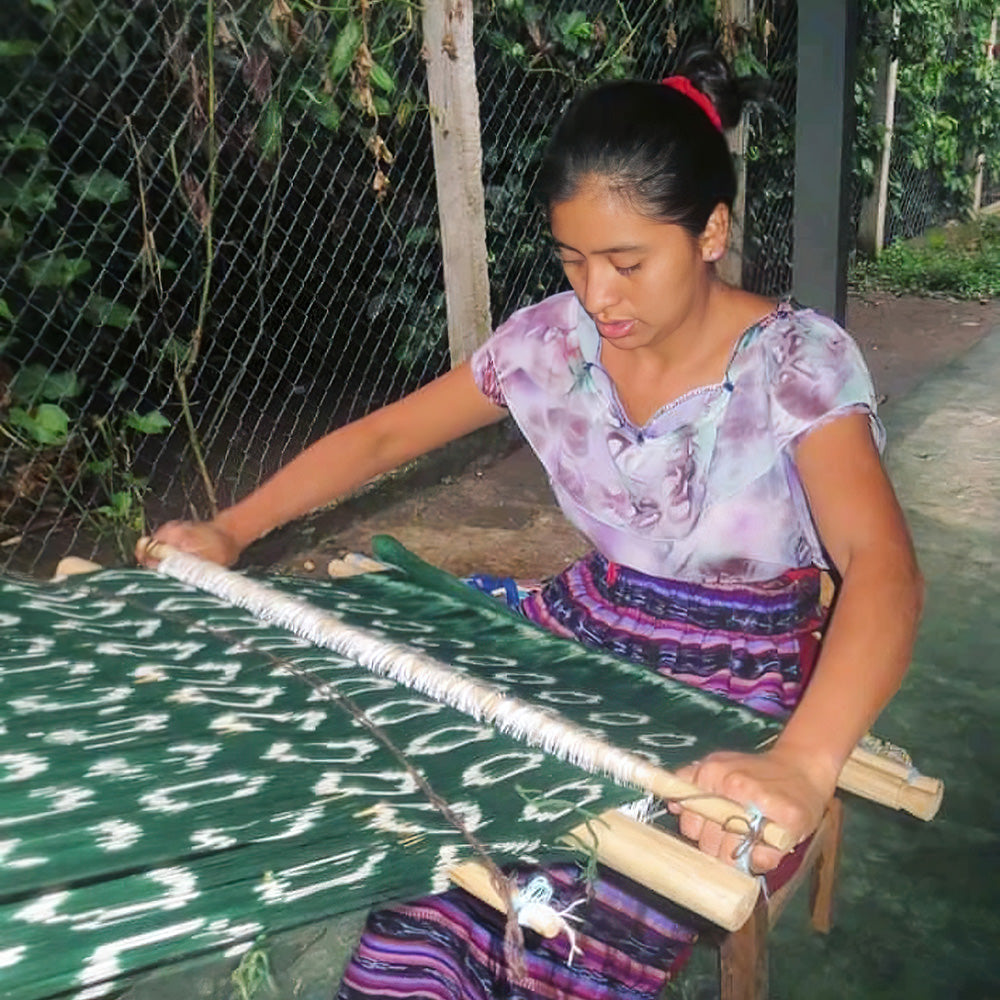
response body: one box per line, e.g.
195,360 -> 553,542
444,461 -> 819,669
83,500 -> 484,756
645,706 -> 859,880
669,745 -> 839,873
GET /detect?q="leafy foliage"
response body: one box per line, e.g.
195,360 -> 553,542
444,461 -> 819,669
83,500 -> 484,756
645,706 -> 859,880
851,216 -> 1000,299
855,0 -> 1000,240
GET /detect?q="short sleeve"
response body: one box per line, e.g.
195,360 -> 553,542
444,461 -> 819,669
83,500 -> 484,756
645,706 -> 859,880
767,310 -> 885,452
470,341 -> 507,408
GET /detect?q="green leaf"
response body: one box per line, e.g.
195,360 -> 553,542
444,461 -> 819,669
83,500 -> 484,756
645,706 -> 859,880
0,41 -> 39,58
370,63 -> 396,95
258,100 -> 282,160
70,170 -> 130,204
404,226 -> 437,246
84,293 -> 135,329
0,175 -> 57,214
0,297 -> 11,321
329,18 -> 362,80
29,0 -> 57,11
125,410 -> 171,435
315,100 -> 342,131
23,253 -> 91,288
10,364 -> 83,404
9,403 -> 70,445
1,126 -> 48,153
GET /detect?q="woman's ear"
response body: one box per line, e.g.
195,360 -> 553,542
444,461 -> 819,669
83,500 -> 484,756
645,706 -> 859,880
699,203 -> 730,263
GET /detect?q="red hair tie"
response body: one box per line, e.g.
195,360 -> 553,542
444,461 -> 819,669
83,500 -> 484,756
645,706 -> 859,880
661,76 -> 723,133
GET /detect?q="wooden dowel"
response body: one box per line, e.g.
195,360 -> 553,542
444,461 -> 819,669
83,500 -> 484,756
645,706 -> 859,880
837,754 -> 942,821
450,808 -> 761,933
138,539 -> 944,826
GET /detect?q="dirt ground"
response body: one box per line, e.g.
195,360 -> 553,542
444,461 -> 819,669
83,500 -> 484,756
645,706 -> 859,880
253,292 -> 999,581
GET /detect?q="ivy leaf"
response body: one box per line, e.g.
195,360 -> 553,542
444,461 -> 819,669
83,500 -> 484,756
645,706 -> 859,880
29,0 -> 57,11
329,18 -> 362,80
0,297 -> 12,322
9,403 -> 70,445
125,410 -> 171,435
23,253 -> 91,288
84,293 -> 135,329
71,170 -> 130,204
370,63 -> 396,95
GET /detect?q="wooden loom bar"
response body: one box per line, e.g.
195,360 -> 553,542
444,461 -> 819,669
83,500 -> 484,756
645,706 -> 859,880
450,809 -> 761,933
138,539 -> 797,853
137,540 -> 944,825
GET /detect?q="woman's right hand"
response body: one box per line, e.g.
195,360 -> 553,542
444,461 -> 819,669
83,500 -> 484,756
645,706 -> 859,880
136,520 -> 243,568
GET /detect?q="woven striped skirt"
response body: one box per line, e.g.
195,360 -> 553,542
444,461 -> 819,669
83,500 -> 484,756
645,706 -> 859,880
521,553 -> 824,718
337,556 -> 825,999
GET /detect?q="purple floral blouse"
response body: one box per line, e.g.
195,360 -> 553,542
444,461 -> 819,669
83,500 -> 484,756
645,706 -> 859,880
471,291 -> 883,584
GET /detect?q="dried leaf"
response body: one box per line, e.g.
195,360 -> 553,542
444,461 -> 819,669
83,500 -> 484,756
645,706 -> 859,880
270,0 -> 303,47
352,42 -> 377,118
182,173 -> 211,230
372,168 -> 390,201
367,133 -> 394,165
242,50 -> 272,104
215,18 -> 234,48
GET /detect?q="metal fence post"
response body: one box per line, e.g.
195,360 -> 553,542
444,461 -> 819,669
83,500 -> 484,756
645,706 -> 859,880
421,0 -> 492,366
792,0 -> 859,324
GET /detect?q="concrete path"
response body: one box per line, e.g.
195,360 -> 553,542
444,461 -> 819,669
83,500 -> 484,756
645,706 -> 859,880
748,328 -> 1000,999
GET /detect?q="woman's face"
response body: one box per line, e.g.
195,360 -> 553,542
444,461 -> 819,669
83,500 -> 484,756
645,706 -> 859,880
549,176 -> 720,353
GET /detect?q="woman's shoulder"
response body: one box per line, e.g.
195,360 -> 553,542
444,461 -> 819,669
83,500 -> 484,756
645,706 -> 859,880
490,290 -> 582,344
734,302 -> 879,431
736,303 -> 871,382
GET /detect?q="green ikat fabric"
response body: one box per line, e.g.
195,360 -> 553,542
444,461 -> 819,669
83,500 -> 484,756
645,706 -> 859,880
0,559 -> 778,999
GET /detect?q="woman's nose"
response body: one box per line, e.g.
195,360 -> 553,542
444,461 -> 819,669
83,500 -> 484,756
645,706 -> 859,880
580,265 -> 620,316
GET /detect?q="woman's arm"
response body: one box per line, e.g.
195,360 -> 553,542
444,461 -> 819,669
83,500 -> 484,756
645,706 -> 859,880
139,361 -> 507,565
674,412 -> 924,871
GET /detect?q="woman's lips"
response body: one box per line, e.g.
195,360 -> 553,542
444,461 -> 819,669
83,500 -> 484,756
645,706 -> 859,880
596,318 -> 636,339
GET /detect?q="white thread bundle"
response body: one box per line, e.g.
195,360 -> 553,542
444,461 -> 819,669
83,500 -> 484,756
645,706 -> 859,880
150,545 -> 795,850
158,550 -> 665,792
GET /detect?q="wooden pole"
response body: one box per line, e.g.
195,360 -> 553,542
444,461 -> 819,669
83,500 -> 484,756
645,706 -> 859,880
421,0 -> 492,365
972,12 -> 998,216
716,0 -> 752,289
857,5 -> 899,257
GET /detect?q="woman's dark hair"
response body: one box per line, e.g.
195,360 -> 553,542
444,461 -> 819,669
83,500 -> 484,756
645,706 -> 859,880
537,47 -> 763,236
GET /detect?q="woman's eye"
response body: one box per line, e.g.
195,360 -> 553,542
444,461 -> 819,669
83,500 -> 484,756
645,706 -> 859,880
615,263 -> 640,276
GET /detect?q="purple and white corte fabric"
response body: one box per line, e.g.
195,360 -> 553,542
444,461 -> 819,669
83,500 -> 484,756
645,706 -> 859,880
471,291 -> 882,584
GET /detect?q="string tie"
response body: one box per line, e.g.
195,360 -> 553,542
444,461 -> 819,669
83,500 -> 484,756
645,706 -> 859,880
731,803 -> 766,875
512,874 -> 586,966
661,76 -> 723,132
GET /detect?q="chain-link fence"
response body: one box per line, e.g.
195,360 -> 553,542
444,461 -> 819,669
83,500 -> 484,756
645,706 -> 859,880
5,0 -> 990,578
854,1 -> 1000,250
1,0 -> 801,575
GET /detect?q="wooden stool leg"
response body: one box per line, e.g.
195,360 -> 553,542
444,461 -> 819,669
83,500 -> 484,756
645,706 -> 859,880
809,796 -> 843,933
719,893 -> 769,1000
